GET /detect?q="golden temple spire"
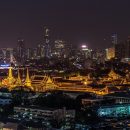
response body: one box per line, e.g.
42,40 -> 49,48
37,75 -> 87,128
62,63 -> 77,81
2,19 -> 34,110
25,68 -> 31,87
46,76 -> 53,84
108,68 -> 120,80
8,67 -> 13,79
44,76 -> 57,90
16,69 -> 22,86
6,67 -> 15,86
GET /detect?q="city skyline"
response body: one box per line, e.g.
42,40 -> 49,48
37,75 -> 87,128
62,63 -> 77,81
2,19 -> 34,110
0,0 -> 130,49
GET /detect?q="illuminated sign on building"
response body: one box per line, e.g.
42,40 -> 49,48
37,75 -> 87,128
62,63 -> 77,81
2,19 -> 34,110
0,64 -> 10,69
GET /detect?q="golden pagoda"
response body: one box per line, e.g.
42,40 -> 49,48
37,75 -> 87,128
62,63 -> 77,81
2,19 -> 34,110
8,67 -> 15,84
108,69 -> 120,80
44,76 -> 58,90
24,68 -> 31,87
2,67 -> 16,87
15,69 -> 22,86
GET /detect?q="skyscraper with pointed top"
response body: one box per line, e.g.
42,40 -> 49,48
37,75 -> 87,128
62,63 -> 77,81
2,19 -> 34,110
43,26 -> 51,58
111,33 -> 118,45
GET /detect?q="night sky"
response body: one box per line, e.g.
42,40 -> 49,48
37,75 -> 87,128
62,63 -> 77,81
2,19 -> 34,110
0,0 -> 130,49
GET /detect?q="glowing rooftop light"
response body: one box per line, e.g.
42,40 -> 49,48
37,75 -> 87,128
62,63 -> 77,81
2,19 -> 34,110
81,45 -> 87,48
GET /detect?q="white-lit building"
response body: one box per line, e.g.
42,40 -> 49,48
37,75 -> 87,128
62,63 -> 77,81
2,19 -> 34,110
52,40 -> 66,58
14,106 -> 75,122
80,45 -> 92,59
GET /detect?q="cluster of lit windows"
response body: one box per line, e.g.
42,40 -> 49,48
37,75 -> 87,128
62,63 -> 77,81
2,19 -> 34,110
98,105 -> 130,117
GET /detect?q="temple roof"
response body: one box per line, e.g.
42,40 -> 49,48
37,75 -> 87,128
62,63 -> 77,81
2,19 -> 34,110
108,69 -> 120,78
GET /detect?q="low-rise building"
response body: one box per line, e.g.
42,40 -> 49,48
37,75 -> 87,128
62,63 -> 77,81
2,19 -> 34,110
14,106 -> 75,123
0,98 -> 12,105
0,122 -> 18,130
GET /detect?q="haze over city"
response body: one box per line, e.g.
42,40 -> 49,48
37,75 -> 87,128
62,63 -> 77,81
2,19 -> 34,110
0,0 -> 130,49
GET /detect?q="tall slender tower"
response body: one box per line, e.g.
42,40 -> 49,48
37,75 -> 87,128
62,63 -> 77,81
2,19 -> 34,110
43,26 -> 51,58
17,39 -> 25,63
111,33 -> 117,45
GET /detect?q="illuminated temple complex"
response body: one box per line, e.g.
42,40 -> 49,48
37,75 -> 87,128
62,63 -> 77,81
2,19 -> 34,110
0,67 -> 130,95
99,68 -> 122,86
31,75 -> 58,91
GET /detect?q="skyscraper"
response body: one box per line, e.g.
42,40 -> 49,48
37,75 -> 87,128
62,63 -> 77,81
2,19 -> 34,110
17,39 -> 25,63
52,40 -> 65,57
111,33 -> 118,45
114,42 -> 125,59
43,26 -> 51,58
114,37 -> 130,60
36,43 -> 44,58
124,37 -> 130,58
37,44 -> 42,58
26,48 -> 33,59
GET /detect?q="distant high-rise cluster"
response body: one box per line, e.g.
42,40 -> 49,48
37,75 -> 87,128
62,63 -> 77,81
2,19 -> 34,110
11,26 -> 77,64
106,36 -> 130,63
2,27 -> 129,66
0,48 -> 15,65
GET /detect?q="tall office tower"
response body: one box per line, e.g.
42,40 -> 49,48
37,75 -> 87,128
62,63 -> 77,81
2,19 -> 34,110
26,48 -> 33,59
17,39 -> 25,63
43,26 -> 51,58
10,48 -> 16,64
37,44 -> 41,58
114,37 -> 130,60
32,48 -> 37,59
37,43 -> 44,58
52,40 -> 65,57
114,42 -> 125,59
80,45 -> 92,59
111,33 -> 118,45
124,36 -> 130,58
